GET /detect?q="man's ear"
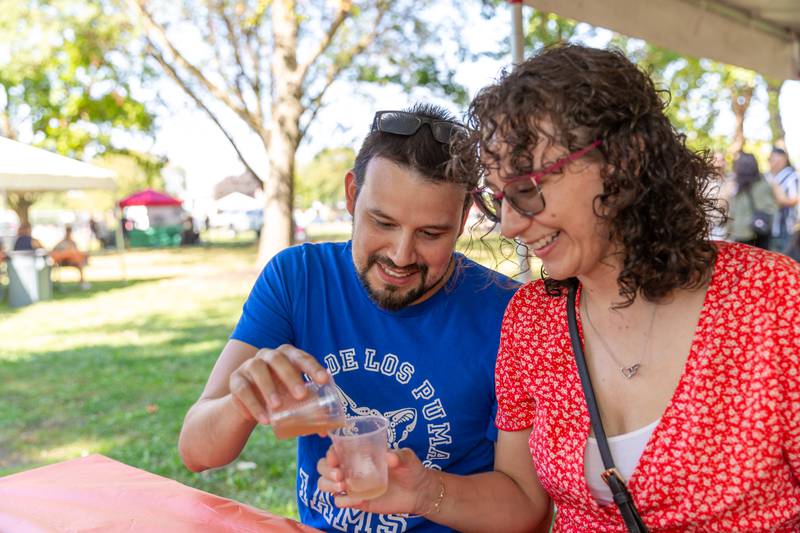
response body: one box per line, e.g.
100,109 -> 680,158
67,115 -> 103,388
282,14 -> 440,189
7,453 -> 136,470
345,169 -> 357,216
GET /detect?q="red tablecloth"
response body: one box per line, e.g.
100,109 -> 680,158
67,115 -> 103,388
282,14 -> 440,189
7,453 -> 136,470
0,454 -> 320,533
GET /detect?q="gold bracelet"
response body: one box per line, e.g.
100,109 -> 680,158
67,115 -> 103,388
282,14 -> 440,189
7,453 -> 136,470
407,471 -> 446,518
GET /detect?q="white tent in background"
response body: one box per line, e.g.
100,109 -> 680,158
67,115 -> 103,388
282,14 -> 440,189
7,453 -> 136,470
215,191 -> 261,212
0,136 -> 116,191
0,136 -> 126,281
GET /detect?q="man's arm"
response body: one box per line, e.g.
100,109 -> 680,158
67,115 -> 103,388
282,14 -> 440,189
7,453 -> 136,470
771,182 -> 799,207
319,428 -> 551,533
178,339 -> 330,472
179,340 -> 260,472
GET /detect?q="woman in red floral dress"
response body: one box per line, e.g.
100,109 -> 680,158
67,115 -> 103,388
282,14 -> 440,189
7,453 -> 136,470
317,44 -> 800,532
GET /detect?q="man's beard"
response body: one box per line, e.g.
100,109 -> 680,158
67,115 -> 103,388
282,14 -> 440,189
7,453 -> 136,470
357,254 -> 431,311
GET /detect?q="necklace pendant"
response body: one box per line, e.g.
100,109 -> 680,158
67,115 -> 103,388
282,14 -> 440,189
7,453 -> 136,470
620,364 -> 641,379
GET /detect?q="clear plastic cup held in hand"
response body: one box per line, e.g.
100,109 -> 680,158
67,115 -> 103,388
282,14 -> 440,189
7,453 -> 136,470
329,415 -> 389,500
267,378 -> 346,439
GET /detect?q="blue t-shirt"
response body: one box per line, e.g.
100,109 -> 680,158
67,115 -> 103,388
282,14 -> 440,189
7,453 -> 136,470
232,241 -> 518,533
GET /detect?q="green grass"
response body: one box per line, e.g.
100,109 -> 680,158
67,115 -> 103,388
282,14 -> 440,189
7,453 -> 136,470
0,231 -> 530,518
0,243 -> 299,516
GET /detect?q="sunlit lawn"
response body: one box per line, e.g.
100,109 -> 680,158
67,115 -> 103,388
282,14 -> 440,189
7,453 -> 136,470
0,226 -> 530,517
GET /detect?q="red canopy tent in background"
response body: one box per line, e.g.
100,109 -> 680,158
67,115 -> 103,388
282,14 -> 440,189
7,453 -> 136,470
119,189 -> 185,247
118,188 -> 182,207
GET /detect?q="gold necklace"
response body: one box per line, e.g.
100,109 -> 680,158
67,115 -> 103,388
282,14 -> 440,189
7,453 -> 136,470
582,293 -> 657,379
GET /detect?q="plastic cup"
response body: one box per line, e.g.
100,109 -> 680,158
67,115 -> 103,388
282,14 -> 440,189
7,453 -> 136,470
329,415 -> 389,500
268,379 -> 346,439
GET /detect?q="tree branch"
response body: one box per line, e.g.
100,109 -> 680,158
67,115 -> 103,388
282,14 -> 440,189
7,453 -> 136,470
128,0 -> 261,133
297,0 -> 353,88
218,6 -> 265,132
299,2 -> 388,141
243,29 -> 266,127
204,8 -> 227,83
146,40 -> 263,184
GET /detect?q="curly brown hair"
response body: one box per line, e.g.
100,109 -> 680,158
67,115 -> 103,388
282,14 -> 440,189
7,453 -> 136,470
449,44 -> 722,306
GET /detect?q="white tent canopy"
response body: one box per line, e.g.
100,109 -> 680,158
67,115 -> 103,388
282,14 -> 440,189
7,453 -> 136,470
0,136 -> 116,192
215,191 -> 260,212
516,0 -> 800,81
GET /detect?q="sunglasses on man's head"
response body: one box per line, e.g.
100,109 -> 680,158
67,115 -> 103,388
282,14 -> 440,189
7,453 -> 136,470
470,140 -> 602,223
371,110 -> 466,144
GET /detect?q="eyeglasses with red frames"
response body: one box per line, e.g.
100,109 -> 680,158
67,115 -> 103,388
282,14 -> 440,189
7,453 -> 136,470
470,140 -> 602,223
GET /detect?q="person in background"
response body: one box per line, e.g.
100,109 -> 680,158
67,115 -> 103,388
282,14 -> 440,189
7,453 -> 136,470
89,217 -> 115,249
708,150 -> 732,240
765,146 -> 800,253
726,152 -> 778,249
784,223 -> 800,263
51,225 -> 90,289
180,213 -> 199,245
12,223 -> 44,251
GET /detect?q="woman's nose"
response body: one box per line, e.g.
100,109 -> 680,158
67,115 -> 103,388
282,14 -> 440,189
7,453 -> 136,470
499,201 -> 531,240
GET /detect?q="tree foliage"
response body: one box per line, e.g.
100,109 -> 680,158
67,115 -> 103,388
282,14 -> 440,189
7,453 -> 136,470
0,0 -> 154,153
477,5 -> 589,60
126,0 -> 472,265
482,5 -> 774,155
0,0 -> 157,224
295,147 -> 354,210
614,37 -> 763,153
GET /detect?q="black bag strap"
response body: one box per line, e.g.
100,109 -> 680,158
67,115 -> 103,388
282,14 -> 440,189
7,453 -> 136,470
566,279 -> 649,533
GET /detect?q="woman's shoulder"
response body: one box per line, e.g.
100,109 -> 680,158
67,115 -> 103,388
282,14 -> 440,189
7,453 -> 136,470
506,278 -> 566,319
714,241 -> 800,293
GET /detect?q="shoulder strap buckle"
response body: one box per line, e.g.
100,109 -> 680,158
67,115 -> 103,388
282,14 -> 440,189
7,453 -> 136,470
601,467 -> 625,486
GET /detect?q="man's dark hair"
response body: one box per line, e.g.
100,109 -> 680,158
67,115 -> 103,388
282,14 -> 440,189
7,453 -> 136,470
771,146 -> 792,167
451,44 -> 721,307
771,146 -> 787,157
353,103 -> 472,208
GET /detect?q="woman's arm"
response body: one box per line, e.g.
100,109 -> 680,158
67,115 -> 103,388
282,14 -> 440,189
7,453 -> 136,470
318,428 -> 552,533
431,428 -> 552,532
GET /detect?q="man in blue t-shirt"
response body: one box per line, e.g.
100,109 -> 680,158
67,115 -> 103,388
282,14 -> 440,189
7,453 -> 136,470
178,103 -> 518,533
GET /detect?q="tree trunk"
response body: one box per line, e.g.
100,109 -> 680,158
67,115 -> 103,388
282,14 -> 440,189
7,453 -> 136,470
0,112 -> 14,140
766,80 -> 786,148
1,116 -> 36,227
730,85 -> 753,154
259,0 -> 302,267
8,192 -> 35,226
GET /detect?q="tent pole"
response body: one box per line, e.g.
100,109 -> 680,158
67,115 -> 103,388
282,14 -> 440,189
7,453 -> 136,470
115,205 -> 127,281
510,0 -> 531,282
511,0 -> 524,65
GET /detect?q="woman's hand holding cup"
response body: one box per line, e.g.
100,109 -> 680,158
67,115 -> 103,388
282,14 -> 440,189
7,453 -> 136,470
317,441 -> 442,517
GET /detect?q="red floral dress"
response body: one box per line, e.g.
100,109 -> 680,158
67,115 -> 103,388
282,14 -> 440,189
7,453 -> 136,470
496,242 -> 800,531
